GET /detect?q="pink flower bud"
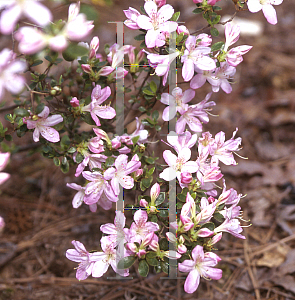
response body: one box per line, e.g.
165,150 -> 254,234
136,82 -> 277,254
198,228 -> 214,237
126,242 -> 137,253
135,168 -> 143,177
150,183 -> 160,201
70,97 -> 80,107
166,232 -> 177,243
196,33 -> 212,47
89,49 -> 96,60
140,199 -> 148,207
155,0 -> 166,7
81,64 -> 92,74
177,244 -> 187,254
181,172 -> 192,184
211,232 -> 222,245
90,36 -> 100,52
149,240 -> 159,252
177,25 -> 190,36
0,216 -> 5,233
111,138 -> 121,149
138,249 -> 147,258
142,232 -> 154,247
136,49 -> 145,62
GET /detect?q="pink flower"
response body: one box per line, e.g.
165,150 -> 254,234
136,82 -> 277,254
247,0 -> 283,25
100,211 -> 129,246
104,154 -> 141,195
159,148 -> 198,182
26,106 -> 63,143
82,171 -> 118,209
0,0 -> 52,35
70,97 -> 80,107
92,236 -> 129,277
210,128 -> 242,165
150,182 -> 160,202
178,245 -> 222,293
66,240 -> 104,280
124,7 -> 141,30
0,152 -> 10,185
181,35 -> 216,82
129,209 -> 159,243
66,183 -> 86,208
214,218 -> 246,239
82,85 -> 116,126
136,1 -> 177,48
145,51 -> 180,85
166,131 -> 198,154
161,87 -> 195,121
0,49 -> 26,100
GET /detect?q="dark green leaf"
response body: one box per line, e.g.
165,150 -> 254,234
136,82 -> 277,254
53,157 -> 60,166
68,147 -> 76,154
146,253 -> 158,266
143,89 -> 154,96
14,108 -> 29,117
213,5 -> 222,11
211,41 -> 224,52
214,212 -> 224,222
138,260 -> 149,277
62,44 -> 89,62
75,152 -> 84,164
155,192 -> 165,206
159,238 -> 168,251
210,27 -> 219,37
159,209 -> 168,218
31,60 -> 43,67
105,156 -> 115,167
150,81 -> 157,93
192,8 -> 203,14
5,134 -> 12,141
35,103 -> 45,115
160,261 -> 169,274
155,125 -> 161,131
134,34 -> 146,41
152,110 -> 159,120
201,222 -> 215,231
60,160 -> 69,173
117,256 -> 136,269
150,215 -> 158,223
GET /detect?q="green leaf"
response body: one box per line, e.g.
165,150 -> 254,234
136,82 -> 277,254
212,14 -> 221,25
201,222 -> 215,231
140,180 -> 146,191
68,147 -> 76,154
192,8 -> 203,14
150,81 -> 157,93
159,238 -> 168,251
142,177 -> 152,188
138,260 -> 149,277
152,110 -> 159,120
62,44 -> 89,62
62,157 -> 67,165
31,60 -> 43,67
171,11 -> 180,22
159,209 -> 168,218
117,256 -> 136,269
14,108 -> 29,117
160,261 -> 169,274
53,157 -> 60,166
150,215 -> 158,223
132,135 -> 140,145
213,5 -> 222,11
177,194 -> 186,202
211,41 -> 225,52
5,134 -> 12,141
145,157 -> 155,164
81,113 -> 96,125
155,125 -> 161,131
105,156 -> 115,167
138,106 -> 146,113
155,192 -> 165,206
75,153 -> 84,164
147,167 -> 155,176
35,103 -> 45,115
143,89 -> 155,96
140,6 -> 146,14
45,55 -> 53,63
60,160 -> 69,173
210,27 -> 219,37
214,212 -> 224,222
134,34 -> 146,41
176,32 -> 185,44
146,253 -> 158,266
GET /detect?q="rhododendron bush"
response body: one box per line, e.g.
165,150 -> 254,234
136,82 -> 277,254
0,0 -> 284,294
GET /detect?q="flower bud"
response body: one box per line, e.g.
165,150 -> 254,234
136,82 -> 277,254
111,138 -> 121,149
126,242 -> 137,253
177,25 -> 190,36
70,97 -> 80,107
150,183 -> 160,202
90,36 -> 100,52
50,86 -> 61,96
135,168 -> 143,177
149,240 -> 159,252
211,232 -> 222,245
166,232 -> 177,243
0,216 -> 5,233
140,199 -> 148,207
81,64 -> 92,74
137,249 -> 147,258
181,172 -> 192,184
177,244 -> 187,254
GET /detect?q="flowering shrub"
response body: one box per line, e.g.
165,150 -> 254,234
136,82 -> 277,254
0,0 -> 284,294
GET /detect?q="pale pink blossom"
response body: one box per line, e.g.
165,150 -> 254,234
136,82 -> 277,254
181,35 -> 216,82
159,148 -> 198,182
247,0 -> 283,25
0,152 -> 10,185
214,218 -> 246,239
166,131 -> 198,154
104,154 -> 141,196
129,209 -> 159,243
82,85 -> 115,126
136,1 -> 177,48
161,87 -> 195,121
66,240 -> 104,280
0,0 -> 52,35
178,245 -> 222,293
66,183 -> 86,209
0,49 -> 26,100
210,128 -> 242,165
124,7 -> 141,30
26,106 -> 63,143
